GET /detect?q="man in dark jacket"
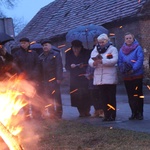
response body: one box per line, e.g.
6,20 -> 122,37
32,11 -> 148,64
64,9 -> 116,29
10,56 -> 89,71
38,39 -> 63,119
13,38 -> 39,80
13,37 -> 39,119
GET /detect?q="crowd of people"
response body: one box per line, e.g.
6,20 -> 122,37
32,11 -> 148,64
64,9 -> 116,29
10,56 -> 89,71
0,31 -> 144,121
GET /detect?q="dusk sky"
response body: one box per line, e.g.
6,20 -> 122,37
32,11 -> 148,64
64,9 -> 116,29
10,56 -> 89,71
2,0 -> 54,23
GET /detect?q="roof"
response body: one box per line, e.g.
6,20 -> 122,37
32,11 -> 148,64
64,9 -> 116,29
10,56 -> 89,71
16,0 -> 150,42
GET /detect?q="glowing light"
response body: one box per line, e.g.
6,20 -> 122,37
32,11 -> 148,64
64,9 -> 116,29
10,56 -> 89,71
109,33 -> 115,36
48,78 -> 56,82
65,48 -> 71,53
147,85 -> 150,90
58,44 -> 66,48
139,95 -> 144,99
78,74 -> 86,77
51,90 -> 55,94
131,60 -> 136,62
45,104 -> 52,108
107,104 -> 115,110
70,89 -> 78,94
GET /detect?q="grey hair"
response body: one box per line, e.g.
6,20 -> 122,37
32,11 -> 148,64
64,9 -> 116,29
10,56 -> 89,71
97,33 -> 109,41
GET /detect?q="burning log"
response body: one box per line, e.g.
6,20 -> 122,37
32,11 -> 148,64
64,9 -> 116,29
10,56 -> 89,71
0,121 -> 24,150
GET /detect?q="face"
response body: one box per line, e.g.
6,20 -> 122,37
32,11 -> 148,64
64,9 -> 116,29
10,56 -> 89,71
124,34 -> 134,46
20,41 -> 30,50
98,39 -> 108,47
72,47 -> 81,56
42,43 -> 52,53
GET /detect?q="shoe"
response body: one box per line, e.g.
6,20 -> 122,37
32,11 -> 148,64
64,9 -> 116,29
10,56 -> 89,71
128,114 -> 136,120
102,117 -> 109,121
85,113 -> 91,117
99,110 -> 104,118
79,113 -> 85,117
108,117 -> 115,121
136,113 -> 143,120
92,110 -> 99,117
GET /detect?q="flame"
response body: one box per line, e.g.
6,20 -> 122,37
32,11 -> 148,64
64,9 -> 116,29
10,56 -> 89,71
0,75 -> 36,149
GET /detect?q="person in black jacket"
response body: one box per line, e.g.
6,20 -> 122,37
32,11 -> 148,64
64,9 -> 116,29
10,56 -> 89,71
13,38 -> 39,80
0,44 -> 14,80
38,39 -> 63,119
65,40 -> 91,117
13,37 -> 39,119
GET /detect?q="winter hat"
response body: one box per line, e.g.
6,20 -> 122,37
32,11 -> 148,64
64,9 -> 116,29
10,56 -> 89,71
19,37 -> 30,42
41,39 -> 52,45
71,40 -> 83,47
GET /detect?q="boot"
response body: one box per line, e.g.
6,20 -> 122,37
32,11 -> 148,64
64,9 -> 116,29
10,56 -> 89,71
99,109 -> 104,118
92,110 -> 100,118
128,114 -> 137,120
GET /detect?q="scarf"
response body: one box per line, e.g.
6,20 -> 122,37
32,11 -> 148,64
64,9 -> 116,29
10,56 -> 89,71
97,42 -> 111,54
122,43 -> 139,55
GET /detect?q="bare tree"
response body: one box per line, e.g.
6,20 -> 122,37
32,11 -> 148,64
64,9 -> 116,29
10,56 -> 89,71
0,0 -> 17,8
0,0 -> 26,35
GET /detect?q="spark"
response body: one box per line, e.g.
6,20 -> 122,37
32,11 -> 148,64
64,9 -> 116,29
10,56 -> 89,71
45,104 -> 52,108
131,60 -> 136,62
70,89 -> 78,94
52,90 -> 55,94
65,48 -> 71,53
78,74 -> 86,77
139,95 -> 144,99
48,78 -> 56,82
58,44 -> 65,48
107,104 -> 115,110
147,85 -> 150,90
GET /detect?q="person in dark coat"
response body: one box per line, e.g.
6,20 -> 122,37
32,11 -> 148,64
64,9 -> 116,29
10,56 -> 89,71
0,44 -> 14,80
65,40 -> 91,117
38,39 -> 63,119
13,38 -> 39,80
12,37 -> 39,119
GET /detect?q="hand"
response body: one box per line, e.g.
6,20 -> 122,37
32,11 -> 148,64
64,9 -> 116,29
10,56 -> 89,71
71,64 -> 76,68
79,63 -> 84,68
127,70 -> 134,74
0,45 -> 6,56
93,59 -> 102,66
57,80 -> 61,84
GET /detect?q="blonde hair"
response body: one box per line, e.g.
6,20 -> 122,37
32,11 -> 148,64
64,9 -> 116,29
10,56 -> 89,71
97,33 -> 109,41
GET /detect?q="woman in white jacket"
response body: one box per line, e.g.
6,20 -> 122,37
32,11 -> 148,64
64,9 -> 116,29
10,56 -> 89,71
88,33 -> 118,121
